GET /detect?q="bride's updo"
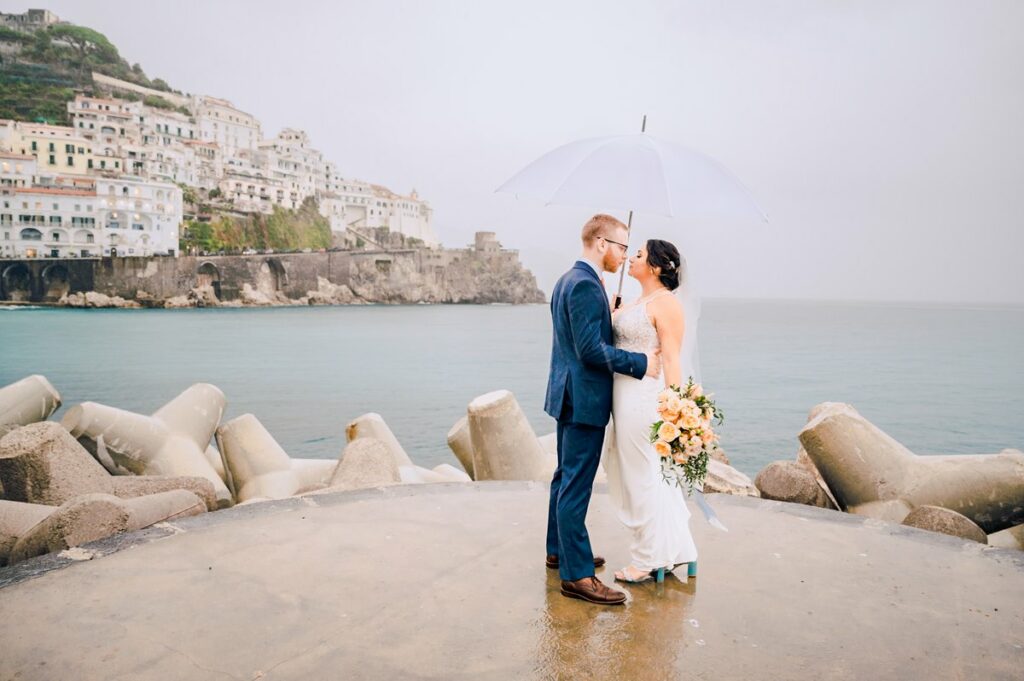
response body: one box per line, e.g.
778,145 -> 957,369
645,239 -> 683,291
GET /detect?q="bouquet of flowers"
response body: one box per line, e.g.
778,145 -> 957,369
649,377 -> 724,494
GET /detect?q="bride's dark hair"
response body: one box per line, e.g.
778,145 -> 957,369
645,239 -> 682,291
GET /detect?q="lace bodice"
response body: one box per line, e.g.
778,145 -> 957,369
612,299 -> 660,353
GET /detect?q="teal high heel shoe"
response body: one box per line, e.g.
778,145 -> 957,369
686,561 -> 698,578
615,566 -> 669,584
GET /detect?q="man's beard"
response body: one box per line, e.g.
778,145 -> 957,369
601,252 -> 620,273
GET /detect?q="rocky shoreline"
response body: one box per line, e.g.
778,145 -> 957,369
0,235 -> 549,308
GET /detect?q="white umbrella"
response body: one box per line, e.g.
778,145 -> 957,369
496,118 -> 767,302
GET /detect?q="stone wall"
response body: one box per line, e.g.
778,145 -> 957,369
0,245 -> 546,306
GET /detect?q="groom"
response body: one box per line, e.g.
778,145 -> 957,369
544,214 -> 659,605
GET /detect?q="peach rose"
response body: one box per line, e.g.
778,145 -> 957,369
657,421 -> 681,442
700,429 -> 715,444
690,383 -> 704,398
666,395 -> 684,414
653,440 -> 672,459
688,435 -> 703,450
658,388 -> 675,404
673,450 -> 690,464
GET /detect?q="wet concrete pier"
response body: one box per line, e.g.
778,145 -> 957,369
1,482 -> 1021,680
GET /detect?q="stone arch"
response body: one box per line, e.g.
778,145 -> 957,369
197,261 -> 222,299
19,227 -> 42,241
74,229 -> 95,244
256,258 -> 287,296
1,263 -> 32,302
40,263 -> 69,302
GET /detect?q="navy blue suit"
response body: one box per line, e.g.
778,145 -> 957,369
545,261 -> 648,581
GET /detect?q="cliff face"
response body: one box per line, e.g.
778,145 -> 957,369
346,250 -> 545,305
2,244 -> 546,307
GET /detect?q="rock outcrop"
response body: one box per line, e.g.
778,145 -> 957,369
58,291 -> 141,308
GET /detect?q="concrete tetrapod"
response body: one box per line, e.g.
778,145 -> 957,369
988,524 -> 1024,550
398,464 -> 473,484
0,375 -> 62,438
60,383 -> 232,508
0,500 -> 54,565
901,505 -> 988,544
799,402 -> 1024,532
0,422 -> 220,511
327,438 -> 401,492
466,390 -> 548,481
446,416 -> 476,479
755,460 -> 831,508
8,490 -> 206,565
345,413 -> 413,467
216,414 -> 335,503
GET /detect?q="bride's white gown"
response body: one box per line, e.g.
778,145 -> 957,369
602,296 -> 698,572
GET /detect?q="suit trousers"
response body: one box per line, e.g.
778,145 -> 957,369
545,392 -> 606,581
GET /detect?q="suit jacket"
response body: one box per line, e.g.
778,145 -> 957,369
544,261 -> 648,428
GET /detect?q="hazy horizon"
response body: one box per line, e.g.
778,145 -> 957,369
21,0 -> 1024,305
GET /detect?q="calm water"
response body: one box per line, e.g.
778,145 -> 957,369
1,301 -> 1022,477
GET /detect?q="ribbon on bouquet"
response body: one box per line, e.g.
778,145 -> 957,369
692,486 -> 729,532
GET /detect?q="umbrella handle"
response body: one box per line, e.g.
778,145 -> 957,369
613,209 -> 634,310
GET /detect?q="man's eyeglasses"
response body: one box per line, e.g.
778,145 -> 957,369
600,236 -> 628,252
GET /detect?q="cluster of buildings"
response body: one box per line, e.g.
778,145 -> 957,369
0,9 -> 439,260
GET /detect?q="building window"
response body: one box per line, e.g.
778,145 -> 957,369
132,223 -> 144,231
48,142 -> 54,152
48,155 -> 55,165
67,156 -> 74,166
20,228 -> 42,240
51,232 -> 60,241
31,141 -> 37,151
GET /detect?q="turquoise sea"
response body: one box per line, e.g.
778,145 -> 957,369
1,301 -> 1022,477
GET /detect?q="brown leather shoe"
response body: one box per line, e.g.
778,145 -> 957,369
560,576 -> 626,605
546,554 -> 606,570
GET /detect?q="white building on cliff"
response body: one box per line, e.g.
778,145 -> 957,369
0,176 -> 181,259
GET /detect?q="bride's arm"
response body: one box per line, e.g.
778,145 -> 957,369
652,296 -> 686,388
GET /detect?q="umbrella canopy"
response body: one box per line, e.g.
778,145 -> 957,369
496,132 -> 767,222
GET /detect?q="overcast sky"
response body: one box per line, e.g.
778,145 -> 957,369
29,0 -> 1024,304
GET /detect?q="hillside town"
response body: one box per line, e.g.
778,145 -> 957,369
0,9 -> 439,261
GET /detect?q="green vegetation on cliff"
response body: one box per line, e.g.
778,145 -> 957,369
180,198 -> 332,254
0,22 -> 179,124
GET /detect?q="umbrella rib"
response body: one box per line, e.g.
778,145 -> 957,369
543,136 -> 626,207
650,139 -> 675,218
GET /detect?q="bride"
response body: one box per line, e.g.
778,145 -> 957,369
603,238 -> 701,584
